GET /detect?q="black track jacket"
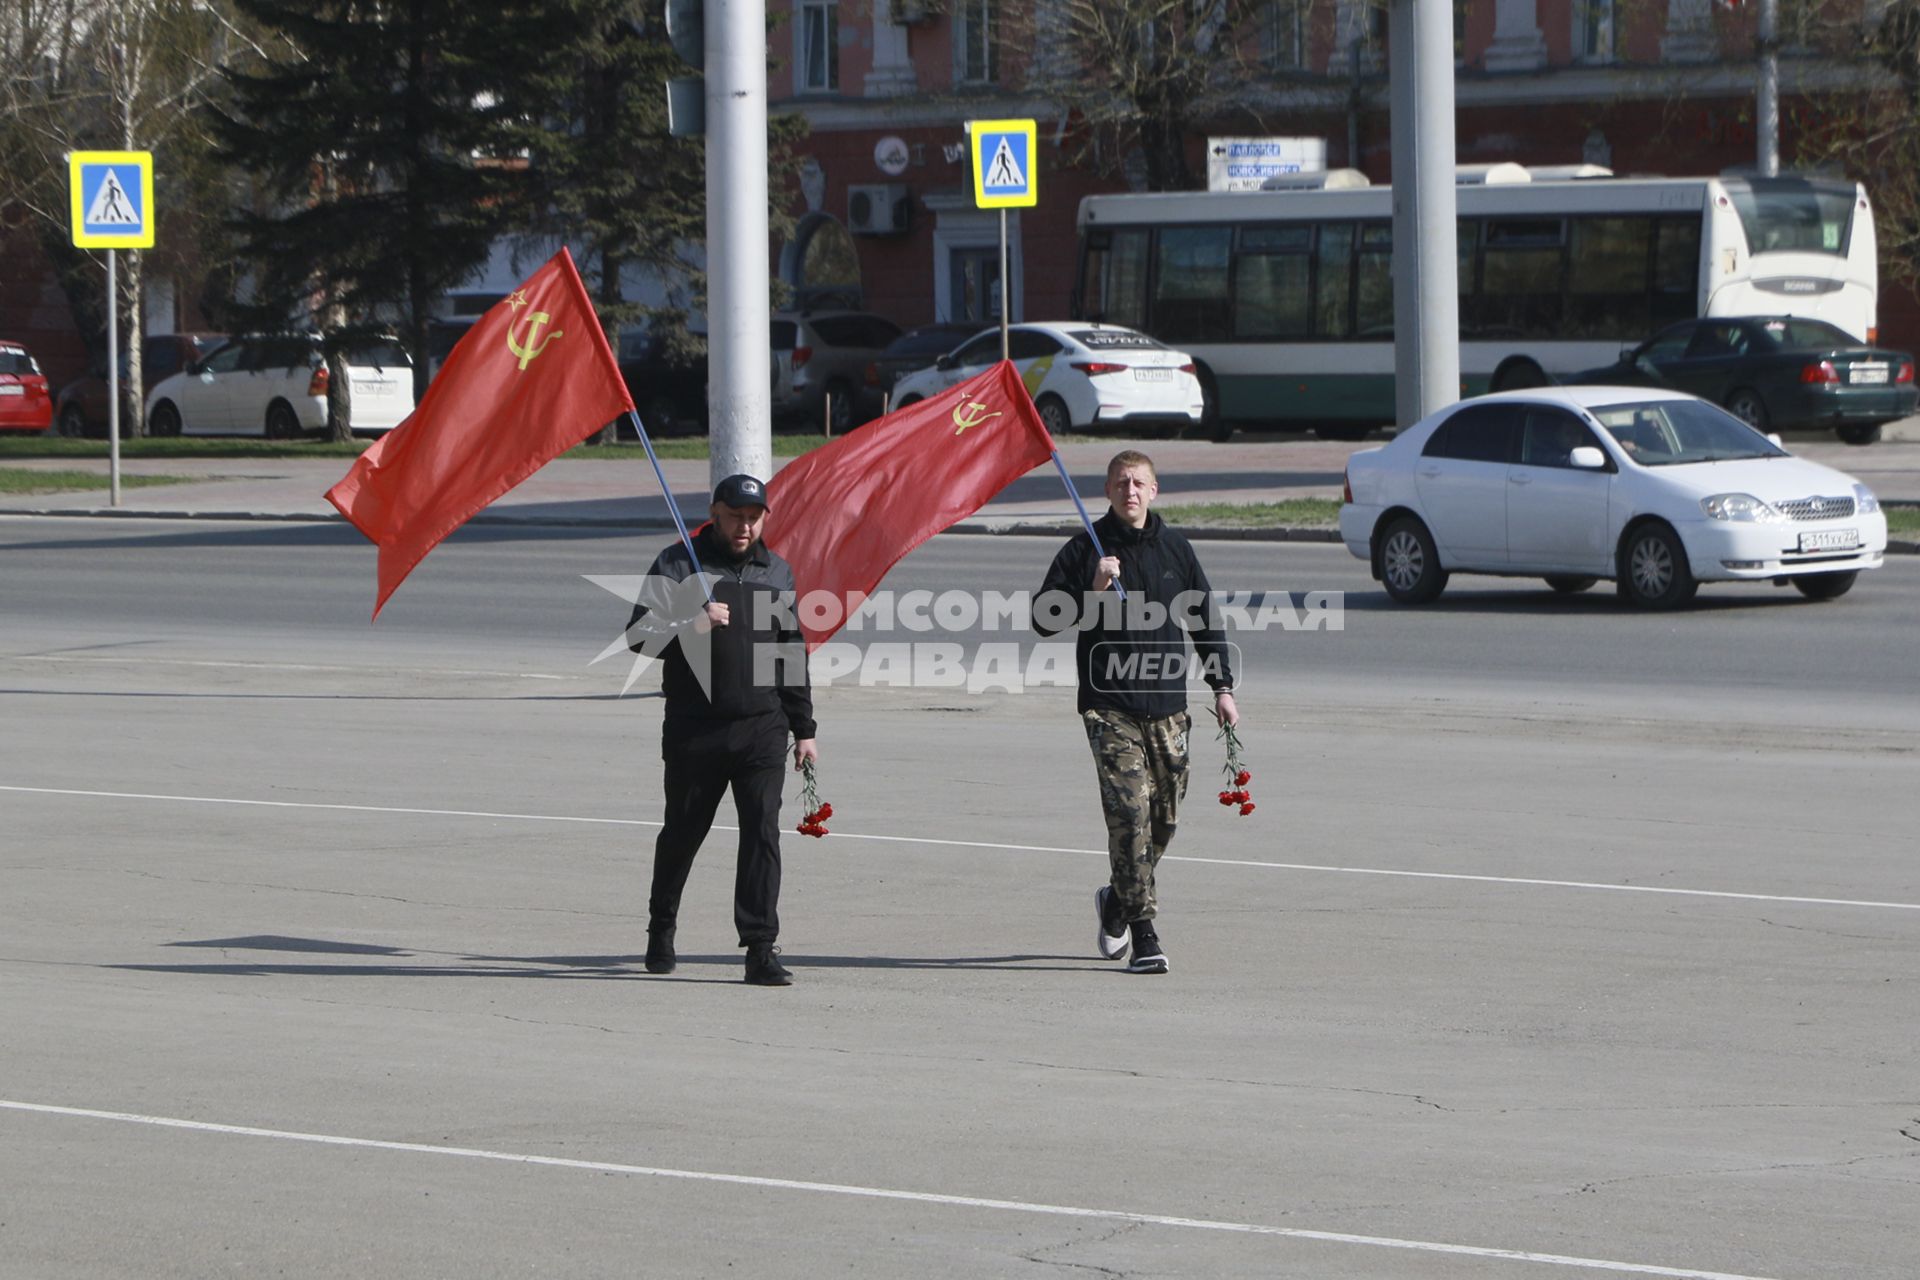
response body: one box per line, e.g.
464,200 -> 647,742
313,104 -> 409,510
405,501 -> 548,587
1035,509 -> 1234,717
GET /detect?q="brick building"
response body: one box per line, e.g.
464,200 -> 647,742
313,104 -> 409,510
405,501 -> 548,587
768,0 -> 1919,352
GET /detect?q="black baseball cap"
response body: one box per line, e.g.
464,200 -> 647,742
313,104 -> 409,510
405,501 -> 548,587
712,473 -> 770,511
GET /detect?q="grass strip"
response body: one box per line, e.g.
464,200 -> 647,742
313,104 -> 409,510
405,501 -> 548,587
0,469 -> 200,495
1156,499 -> 1343,527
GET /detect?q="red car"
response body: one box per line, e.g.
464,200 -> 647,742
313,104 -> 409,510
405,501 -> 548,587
0,340 -> 54,433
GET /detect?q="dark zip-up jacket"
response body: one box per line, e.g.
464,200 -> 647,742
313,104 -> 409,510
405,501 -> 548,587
1035,509 -> 1233,717
626,525 -> 816,739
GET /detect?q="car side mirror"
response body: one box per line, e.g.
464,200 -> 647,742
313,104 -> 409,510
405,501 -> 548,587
935,355 -> 955,371
1569,446 -> 1606,470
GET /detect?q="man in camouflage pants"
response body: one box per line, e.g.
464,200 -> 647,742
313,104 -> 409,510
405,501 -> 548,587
1036,451 -> 1237,974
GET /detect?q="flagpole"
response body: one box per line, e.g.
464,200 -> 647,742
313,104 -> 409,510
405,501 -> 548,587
1048,449 -> 1124,600
628,408 -> 714,604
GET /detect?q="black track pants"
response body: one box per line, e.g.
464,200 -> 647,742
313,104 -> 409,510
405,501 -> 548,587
650,712 -> 787,946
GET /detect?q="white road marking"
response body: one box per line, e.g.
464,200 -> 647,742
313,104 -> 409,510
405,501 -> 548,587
3,784 -> 1916,913
0,1099 -> 1782,1280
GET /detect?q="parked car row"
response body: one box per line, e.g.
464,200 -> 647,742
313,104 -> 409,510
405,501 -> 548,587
144,334 -> 414,438
56,333 -> 226,436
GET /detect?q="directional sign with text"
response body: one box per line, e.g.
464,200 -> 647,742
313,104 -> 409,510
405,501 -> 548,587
69,151 -> 154,249
968,119 -> 1037,209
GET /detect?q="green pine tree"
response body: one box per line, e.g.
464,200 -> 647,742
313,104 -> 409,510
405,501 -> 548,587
213,0 -> 572,434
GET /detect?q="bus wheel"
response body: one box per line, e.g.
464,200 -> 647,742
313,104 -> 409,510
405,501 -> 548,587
1192,365 -> 1231,442
1490,359 -> 1548,391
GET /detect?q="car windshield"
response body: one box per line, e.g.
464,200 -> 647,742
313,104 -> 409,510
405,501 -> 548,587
1070,328 -> 1164,350
1754,318 -> 1857,350
1591,399 -> 1788,466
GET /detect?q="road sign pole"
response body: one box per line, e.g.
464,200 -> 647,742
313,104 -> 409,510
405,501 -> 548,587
999,209 -> 1009,360
106,248 -> 120,507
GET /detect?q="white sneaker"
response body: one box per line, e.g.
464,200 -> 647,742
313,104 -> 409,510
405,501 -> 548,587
1095,886 -> 1130,960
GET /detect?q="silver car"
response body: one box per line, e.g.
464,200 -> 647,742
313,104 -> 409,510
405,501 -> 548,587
771,309 -> 903,432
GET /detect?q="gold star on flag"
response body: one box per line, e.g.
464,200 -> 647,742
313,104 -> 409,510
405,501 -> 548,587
506,289 -> 530,312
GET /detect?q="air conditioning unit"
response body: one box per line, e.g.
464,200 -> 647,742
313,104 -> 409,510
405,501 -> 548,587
848,184 -> 912,237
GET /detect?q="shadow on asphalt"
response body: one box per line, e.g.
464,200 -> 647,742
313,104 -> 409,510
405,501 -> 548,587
114,937 -> 1107,978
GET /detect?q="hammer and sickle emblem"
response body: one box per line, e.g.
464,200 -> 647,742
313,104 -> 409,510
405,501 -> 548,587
507,310 -> 563,371
952,399 -> 1001,435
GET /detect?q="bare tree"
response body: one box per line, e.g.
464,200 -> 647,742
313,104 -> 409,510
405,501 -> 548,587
0,1 -> 264,435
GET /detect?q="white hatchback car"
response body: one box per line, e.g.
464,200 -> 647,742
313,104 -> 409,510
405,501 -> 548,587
1339,387 -> 1887,608
145,334 -> 414,438
889,321 -> 1205,436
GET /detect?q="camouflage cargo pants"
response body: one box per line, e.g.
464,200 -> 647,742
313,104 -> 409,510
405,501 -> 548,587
1082,708 -> 1191,922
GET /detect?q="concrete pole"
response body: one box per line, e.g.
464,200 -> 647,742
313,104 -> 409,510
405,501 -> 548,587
1756,0 -> 1780,177
705,0 -> 772,485
1387,0 -> 1460,428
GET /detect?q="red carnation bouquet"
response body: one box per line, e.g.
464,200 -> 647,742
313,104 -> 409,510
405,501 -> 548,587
1215,720 -> 1255,816
796,757 -> 832,838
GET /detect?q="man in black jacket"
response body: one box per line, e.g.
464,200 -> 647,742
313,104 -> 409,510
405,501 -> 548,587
626,474 -> 817,986
1035,451 -> 1236,974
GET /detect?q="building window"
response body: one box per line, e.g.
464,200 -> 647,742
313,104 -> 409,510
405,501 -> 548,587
1261,0 -> 1306,68
799,0 -> 838,93
954,0 -> 999,84
1574,0 -> 1613,62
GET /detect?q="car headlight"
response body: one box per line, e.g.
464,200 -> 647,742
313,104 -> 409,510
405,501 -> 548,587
1700,493 -> 1783,522
1853,483 -> 1881,515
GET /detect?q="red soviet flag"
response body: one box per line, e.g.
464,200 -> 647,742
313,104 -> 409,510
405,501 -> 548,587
763,359 -> 1055,649
326,248 -> 634,617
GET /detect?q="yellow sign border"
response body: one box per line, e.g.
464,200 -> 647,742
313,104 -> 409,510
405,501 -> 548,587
968,119 -> 1038,210
69,150 -> 155,249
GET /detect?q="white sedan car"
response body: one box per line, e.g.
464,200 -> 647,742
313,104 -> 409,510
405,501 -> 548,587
145,334 -> 414,438
890,321 -> 1205,436
1339,387 -> 1887,608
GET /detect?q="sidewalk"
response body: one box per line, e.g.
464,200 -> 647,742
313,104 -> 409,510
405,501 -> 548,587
4,422 -> 1919,537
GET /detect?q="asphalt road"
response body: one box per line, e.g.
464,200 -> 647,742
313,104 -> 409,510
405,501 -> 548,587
3,518 -> 1916,1279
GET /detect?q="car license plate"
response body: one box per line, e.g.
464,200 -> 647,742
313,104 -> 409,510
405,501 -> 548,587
0,385 -> 22,396
1798,529 -> 1860,552
1848,364 -> 1888,384
1134,368 -> 1172,382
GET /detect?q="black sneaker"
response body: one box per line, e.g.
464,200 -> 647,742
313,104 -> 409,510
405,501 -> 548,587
1094,886 -> 1130,961
1125,920 -> 1169,974
744,943 -> 793,986
645,926 -> 676,975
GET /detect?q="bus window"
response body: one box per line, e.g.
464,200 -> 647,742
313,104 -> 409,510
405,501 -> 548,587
1727,178 -> 1854,255
1567,216 -> 1653,338
1355,224 -> 1392,339
1078,228 -> 1150,329
1152,227 -> 1233,343
1652,217 -> 1702,328
1477,219 -> 1564,335
1233,225 -> 1312,338
1315,223 -> 1354,337
1457,219 -> 1478,301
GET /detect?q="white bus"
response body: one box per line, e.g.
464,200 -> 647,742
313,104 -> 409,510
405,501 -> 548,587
1072,168 -> 1879,439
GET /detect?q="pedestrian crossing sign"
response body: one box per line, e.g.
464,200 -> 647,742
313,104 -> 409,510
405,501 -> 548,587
69,151 -> 154,248
968,119 -> 1037,209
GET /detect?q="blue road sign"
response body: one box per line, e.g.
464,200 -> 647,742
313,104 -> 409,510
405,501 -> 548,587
969,119 -> 1037,209
70,151 -> 154,249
